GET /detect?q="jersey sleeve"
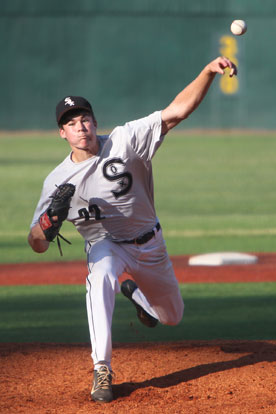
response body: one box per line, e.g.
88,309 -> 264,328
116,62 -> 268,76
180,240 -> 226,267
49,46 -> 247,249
29,154 -> 74,228
122,111 -> 165,161
29,180 -> 53,228
30,165 -> 66,228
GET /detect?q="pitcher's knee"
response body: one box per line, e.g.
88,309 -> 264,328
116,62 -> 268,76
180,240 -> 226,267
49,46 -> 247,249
160,299 -> 184,326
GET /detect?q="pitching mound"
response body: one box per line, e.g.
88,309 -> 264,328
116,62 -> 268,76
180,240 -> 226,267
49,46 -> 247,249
1,340 -> 276,414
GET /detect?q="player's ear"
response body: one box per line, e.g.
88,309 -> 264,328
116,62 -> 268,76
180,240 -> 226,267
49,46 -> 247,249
59,127 -> 67,140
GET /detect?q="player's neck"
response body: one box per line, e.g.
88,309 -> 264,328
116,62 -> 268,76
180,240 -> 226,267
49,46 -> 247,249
71,150 -> 93,163
70,137 -> 100,163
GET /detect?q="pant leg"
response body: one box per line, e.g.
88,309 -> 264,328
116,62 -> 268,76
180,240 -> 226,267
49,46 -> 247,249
85,239 -> 125,368
122,229 -> 184,326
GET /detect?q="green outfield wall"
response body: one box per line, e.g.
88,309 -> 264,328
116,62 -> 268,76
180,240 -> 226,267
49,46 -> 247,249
1,0 -> 275,130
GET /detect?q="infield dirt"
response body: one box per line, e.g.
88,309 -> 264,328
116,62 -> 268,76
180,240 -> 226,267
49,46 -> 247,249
0,254 -> 276,414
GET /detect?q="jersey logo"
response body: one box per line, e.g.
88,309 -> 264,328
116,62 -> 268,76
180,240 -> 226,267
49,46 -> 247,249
103,158 -> 133,199
64,97 -> 75,106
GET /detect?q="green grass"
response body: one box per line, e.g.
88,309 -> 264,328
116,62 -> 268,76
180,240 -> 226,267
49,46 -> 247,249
1,283 -> 275,343
1,132 -> 276,263
154,133 -> 276,255
2,132 -> 276,344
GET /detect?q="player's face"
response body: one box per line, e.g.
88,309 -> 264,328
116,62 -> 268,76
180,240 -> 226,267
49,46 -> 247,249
59,113 -> 98,154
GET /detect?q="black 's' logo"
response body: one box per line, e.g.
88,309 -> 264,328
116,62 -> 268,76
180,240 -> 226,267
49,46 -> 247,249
103,158 -> 133,199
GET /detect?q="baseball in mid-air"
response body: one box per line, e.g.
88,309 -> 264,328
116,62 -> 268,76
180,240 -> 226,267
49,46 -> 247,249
230,20 -> 247,36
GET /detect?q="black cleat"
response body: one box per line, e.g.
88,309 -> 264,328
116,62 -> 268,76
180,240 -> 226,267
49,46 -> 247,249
121,279 -> 158,328
91,365 -> 114,403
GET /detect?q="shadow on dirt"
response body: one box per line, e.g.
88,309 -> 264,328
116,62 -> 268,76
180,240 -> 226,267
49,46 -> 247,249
113,341 -> 276,399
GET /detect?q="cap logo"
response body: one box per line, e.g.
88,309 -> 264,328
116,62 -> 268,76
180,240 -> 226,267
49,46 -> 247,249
64,97 -> 75,107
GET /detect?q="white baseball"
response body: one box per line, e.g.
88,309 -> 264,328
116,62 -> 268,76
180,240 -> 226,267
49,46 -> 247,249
230,20 -> 247,36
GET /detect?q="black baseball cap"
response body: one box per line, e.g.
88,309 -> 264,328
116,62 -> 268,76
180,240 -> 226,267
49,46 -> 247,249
56,96 -> 94,124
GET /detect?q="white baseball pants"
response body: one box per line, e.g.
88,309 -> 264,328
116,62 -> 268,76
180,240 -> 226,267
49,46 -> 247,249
85,229 -> 184,370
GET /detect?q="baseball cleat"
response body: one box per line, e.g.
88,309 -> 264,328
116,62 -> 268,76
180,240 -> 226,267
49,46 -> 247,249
91,365 -> 114,403
121,279 -> 158,328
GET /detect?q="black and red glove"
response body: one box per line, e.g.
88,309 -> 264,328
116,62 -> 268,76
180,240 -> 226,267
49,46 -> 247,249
39,183 -> 75,254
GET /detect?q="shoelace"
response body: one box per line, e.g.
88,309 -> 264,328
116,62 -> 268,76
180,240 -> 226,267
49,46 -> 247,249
95,367 -> 114,389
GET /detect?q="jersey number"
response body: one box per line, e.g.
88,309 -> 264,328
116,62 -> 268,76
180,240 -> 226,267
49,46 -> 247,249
78,204 -> 105,221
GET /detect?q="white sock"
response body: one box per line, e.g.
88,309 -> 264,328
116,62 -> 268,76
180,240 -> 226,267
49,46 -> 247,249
132,288 -> 159,320
94,362 -> 112,372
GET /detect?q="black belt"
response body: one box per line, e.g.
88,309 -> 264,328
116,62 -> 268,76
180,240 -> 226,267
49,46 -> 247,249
119,223 -> 161,245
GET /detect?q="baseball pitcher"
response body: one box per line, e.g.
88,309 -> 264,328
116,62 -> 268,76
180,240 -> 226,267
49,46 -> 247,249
28,57 -> 237,403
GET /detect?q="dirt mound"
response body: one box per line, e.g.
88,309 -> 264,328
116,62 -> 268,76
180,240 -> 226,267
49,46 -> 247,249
1,341 -> 276,414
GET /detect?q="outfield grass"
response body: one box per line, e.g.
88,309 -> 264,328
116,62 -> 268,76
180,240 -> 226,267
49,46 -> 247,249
1,132 -> 276,344
0,283 -> 276,343
1,131 -> 276,263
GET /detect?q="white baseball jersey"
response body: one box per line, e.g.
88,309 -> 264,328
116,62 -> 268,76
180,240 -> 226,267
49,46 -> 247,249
31,111 -> 165,242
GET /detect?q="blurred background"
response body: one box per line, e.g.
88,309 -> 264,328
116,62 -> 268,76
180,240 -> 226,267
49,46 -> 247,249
0,0 -> 274,131
1,0 -> 276,264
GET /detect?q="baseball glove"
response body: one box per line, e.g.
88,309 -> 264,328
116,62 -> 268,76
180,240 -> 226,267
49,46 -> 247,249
39,183 -> 75,255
